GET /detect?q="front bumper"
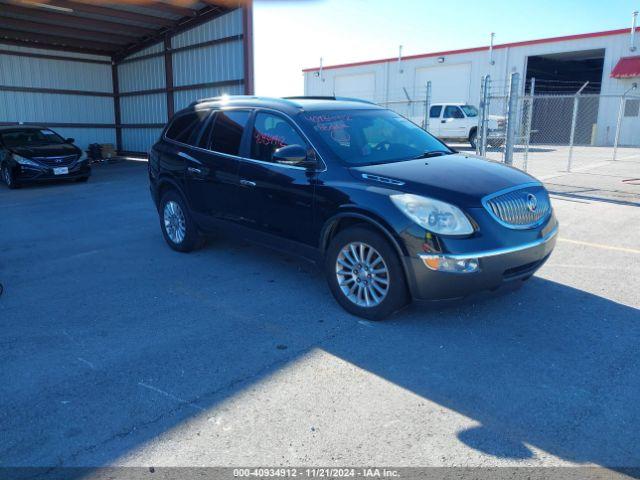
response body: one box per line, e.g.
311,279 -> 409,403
16,162 -> 91,183
405,224 -> 558,301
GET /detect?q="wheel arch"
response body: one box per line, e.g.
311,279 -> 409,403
155,175 -> 189,209
320,210 -> 409,260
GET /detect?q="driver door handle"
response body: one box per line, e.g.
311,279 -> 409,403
240,179 -> 256,187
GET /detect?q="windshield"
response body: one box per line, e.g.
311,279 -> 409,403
300,109 -> 452,166
0,128 -> 66,148
460,105 -> 478,117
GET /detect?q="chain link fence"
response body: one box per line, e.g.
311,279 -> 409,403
477,74 -> 640,176
331,74 -> 639,180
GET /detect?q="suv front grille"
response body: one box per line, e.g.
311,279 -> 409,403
483,184 -> 551,229
33,155 -> 78,167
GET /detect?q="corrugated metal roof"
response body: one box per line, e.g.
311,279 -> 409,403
0,0 -> 237,58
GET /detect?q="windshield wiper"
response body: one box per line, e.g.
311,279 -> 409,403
413,150 -> 453,159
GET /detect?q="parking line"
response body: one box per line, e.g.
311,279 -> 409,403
558,238 -> 640,254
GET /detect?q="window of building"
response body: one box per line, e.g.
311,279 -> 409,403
624,99 -> 640,117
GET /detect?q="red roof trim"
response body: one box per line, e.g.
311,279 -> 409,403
303,27 -> 640,73
610,56 -> 640,78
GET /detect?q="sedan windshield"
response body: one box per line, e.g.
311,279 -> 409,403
300,109 -> 452,166
0,128 -> 66,148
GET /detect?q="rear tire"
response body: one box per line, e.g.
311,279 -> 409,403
2,164 -> 18,189
325,225 -> 409,320
159,190 -> 204,252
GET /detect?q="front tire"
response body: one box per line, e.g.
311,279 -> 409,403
159,190 -> 203,252
325,225 -> 409,320
469,129 -> 478,150
2,164 -> 18,189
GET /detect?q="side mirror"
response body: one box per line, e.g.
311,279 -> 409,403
65,138 -> 75,144
273,144 -> 317,169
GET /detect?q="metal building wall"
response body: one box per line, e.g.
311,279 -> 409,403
0,44 -> 116,149
117,42 -> 167,153
115,7 -> 248,154
304,29 -> 638,144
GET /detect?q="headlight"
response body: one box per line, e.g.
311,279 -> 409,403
77,151 -> 88,162
13,155 -> 41,167
390,193 -> 474,236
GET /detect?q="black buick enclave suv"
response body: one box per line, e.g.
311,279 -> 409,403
149,96 -> 557,320
0,126 -> 91,188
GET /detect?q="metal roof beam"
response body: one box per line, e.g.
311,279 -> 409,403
0,16 -> 133,45
13,0 -> 174,26
0,27 -> 119,52
0,4 -> 156,37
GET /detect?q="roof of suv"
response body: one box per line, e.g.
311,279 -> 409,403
0,125 -> 46,131
189,95 -> 382,115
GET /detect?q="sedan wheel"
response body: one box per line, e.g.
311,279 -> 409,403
2,165 -> 16,189
336,242 -> 390,308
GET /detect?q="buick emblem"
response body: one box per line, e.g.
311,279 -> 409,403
526,193 -> 538,212
55,159 -> 62,163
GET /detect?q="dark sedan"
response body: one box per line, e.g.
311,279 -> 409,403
0,126 -> 91,189
149,96 -> 558,320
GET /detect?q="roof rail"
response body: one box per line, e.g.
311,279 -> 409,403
188,94 -> 258,107
283,95 -> 377,105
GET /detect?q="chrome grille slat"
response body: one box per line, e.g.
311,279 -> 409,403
483,184 -> 551,229
33,155 -> 78,167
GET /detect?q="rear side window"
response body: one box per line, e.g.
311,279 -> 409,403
165,111 -> 209,146
251,112 -> 307,163
209,110 -> 250,155
429,106 -> 442,118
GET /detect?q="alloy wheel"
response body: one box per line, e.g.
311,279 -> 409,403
335,242 -> 390,307
163,200 -> 186,244
3,166 -> 11,186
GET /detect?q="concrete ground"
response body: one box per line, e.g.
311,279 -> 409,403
451,143 -> 640,182
1,158 -> 639,469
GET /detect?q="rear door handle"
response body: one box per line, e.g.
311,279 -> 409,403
240,179 -> 256,187
187,166 -> 203,175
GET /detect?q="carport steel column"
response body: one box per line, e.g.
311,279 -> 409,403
164,37 -> 174,120
111,62 -> 122,154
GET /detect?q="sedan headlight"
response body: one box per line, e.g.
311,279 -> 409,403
13,155 -> 41,167
390,193 -> 474,236
76,151 -> 88,162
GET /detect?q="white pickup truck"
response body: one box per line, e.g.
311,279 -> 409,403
412,103 -> 504,149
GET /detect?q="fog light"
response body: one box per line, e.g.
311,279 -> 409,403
421,255 -> 479,273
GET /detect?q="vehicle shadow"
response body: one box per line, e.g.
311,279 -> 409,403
1,163 -> 639,472
325,276 -> 640,468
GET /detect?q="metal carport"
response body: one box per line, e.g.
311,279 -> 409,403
0,0 -> 254,155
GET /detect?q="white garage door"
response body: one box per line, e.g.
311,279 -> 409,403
415,63 -> 472,104
334,73 -> 376,101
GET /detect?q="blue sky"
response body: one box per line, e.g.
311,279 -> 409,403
253,0 -> 639,96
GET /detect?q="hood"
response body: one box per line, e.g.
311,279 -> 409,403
350,154 -> 538,207
10,142 -> 80,159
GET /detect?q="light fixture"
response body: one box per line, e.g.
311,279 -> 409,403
437,57 -> 445,63
23,1 -> 74,12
